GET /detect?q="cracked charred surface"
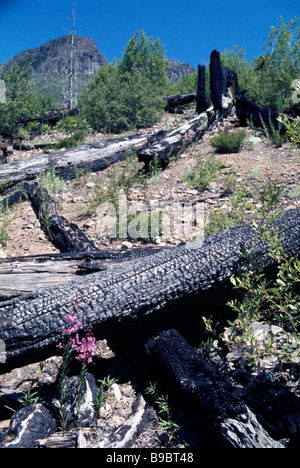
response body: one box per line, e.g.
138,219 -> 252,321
0,208 -> 299,364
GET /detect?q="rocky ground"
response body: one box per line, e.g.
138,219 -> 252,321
0,108 -> 299,448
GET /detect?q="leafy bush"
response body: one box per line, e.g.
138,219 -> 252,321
79,31 -> 171,134
0,61 -> 40,138
210,130 -> 246,154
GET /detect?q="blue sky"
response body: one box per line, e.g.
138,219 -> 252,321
0,0 -> 299,68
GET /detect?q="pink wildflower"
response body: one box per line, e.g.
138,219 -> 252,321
70,330 -> 96,364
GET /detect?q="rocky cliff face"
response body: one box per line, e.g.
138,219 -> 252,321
166,59 -> 196,85
0,35 -> 108,106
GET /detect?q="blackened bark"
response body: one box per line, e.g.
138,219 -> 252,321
210,50 -> 223,118
146,329 -> 285,448
196,65 -> 209,114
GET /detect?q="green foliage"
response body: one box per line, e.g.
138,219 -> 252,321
277,114 -> 300,145
226,183 -> 300,370
118,30 -> 170,89
79,31 -> 171,133
205,185 -> 256,235
40,157 -> 67,196
210,130 -> 246,154
221,17 -> 300,112
145,382 -> 179,440
183,155 -> 223,192
0,60 -> 40,137
55,114 -> 91,135
258,116 -> 288,147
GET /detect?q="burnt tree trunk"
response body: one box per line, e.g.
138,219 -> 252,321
235,98 -> 282,130
210,50 -> 223,119
196,65 -> 209,114
137,112 -> 208,166
162,93 -> 196,109
0,207 -> 299,363
0,247 -> 167,300
146,329 -> 285,448
25,182 -> 98,253
0,133 -> 160,192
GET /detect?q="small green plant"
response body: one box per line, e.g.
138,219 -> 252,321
277,114 -> 300,146
183,155 -> 223,191
145,382 -> 180,441
17,388 -> 40,407
0,199 -> 17,246
259,115 -> 288,147
210,130 -> 246,154
205,185 -> 256,235
40,156 -> 66,196
94,376 -> 119,417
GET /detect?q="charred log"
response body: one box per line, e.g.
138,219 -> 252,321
0,247 -> 168,300
0,207 -> 299,363
137,112 -> 208,165
0,133 -> 160,191
146,329 -> 285,448
235,98 -> 282,130
162,93 -> 196,108
24,182 -> 97,253
16,108 -> 79,127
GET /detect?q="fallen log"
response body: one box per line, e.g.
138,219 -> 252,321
162,93 -> 196,108
16,108 -> 79,127
0,247 -> 167,300
235,98 -> 281,130
0,207 -> 299,364
0,132 -> 162,191
137,112 -> 208,165
24,182 -> 97,253
145,329 -> 285,448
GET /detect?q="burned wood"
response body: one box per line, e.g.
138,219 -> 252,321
16,108 -> 78,127
235,98 -> 281,130
0,132 -> 159,191
0,247 -> 168,300
196,65 -> 209,114
162,93 -> 196,108
0,207 -> 299,363
210,50 -> 223,119
137,112 -> 208,165
25,182 -> 98,253
146,329 -> 284,448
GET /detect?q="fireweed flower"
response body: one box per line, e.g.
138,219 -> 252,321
70,330 -> 96,364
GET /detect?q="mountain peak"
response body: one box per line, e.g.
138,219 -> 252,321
1,35 -> 108,105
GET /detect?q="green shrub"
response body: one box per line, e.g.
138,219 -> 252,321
183,155 -> 223,191
210,130 -> 246,154
79,31 -> 171,134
